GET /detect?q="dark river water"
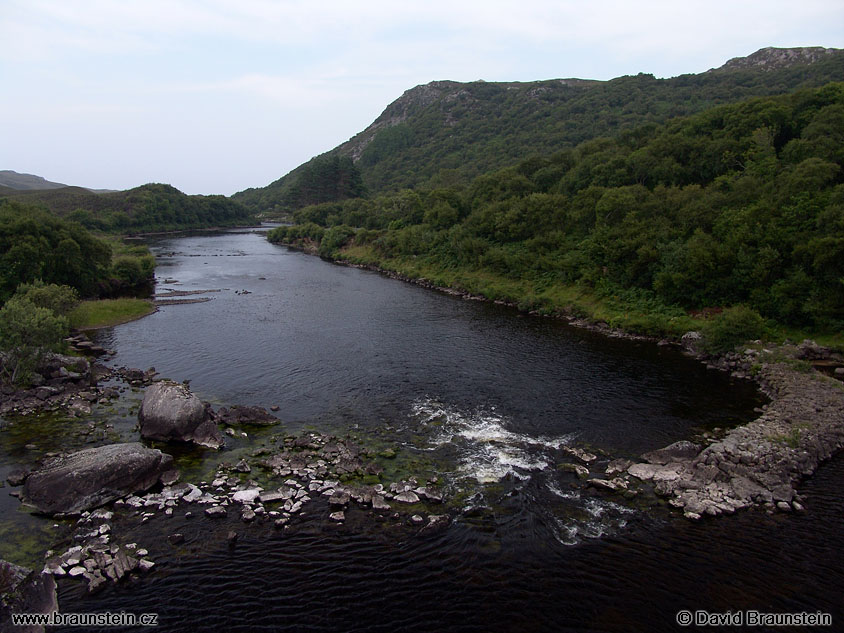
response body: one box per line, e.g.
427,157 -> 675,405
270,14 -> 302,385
6,227 -> 843,632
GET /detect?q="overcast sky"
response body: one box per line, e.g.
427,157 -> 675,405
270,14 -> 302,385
1,0 -> 842,196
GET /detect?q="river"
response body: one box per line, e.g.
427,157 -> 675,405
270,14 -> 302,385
5,227 -> 843,631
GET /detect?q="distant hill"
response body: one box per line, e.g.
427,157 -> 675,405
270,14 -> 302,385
0,170 -> 118,193
0,183 -> 256,233
0,170 -> 69,190
234,46 -> 844,212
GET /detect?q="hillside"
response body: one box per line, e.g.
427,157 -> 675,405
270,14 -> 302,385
235,46 -> 844,213
270,82 -> 844,338
0,170 -> 69,190
0,183 -> 256,233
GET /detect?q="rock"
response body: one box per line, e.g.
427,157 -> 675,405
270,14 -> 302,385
770,484 -> 794,503
183,485 -> 203,502
216,405 -> 278,426
776,501 -> 792,512
227,531 -> 238,543
5,469 -> 29,487
138,381 -> 223,449
371,495 -> 391,511
233,459 -> 251,473
205,506 -> 227,518
258,491 -> 287,504
231,489 -> 262,504
680,331 -> 703,354
796,339 -> 831,361
168,533 -> 185,545
328,511 -> 345,522
641,441 -> 701,465
21,443 -> 174,515
160,469 -> 181,486
564,447 -> 597,463
627,463 -> 684,482
0,559 -> 58,631
558,463 -> 589,478
329,491 -> 351,507
393,490 -> 420,503
421,514 -> 450,533
137,559 -> 155,572
588,478 -> 628,492
605,459 -> 633,476
241,508 -> 256,522
410,514 -> 424,524
729,476 -> 771,503
416,487 -> 443,503
83,570 -> 107,593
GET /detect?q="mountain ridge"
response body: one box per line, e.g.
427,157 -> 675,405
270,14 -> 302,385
233,46 -> 844,212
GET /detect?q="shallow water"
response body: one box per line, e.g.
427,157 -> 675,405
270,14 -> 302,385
4,227 -> 841,632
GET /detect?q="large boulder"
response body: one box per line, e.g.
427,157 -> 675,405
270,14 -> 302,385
21,443 -> 174,515
138,381 -> 223,448
0,560 -> 58,633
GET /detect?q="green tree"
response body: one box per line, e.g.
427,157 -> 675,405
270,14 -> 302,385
0,294 -> 69,385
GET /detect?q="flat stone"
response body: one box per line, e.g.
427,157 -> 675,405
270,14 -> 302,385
232,489 -> 262,504
205,505 -> 227,518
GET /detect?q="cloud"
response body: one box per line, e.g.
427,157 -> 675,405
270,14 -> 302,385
2,0 -> 842,193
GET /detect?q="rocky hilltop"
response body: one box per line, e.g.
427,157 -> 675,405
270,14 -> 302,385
712,46 -> 841,72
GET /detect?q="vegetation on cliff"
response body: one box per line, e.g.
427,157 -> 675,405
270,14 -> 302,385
269,84 -> 844,343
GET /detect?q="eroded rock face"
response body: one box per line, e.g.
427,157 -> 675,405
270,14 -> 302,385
138,381 -> 223,448
0,559 -> 58,633
21,443 -> 174,515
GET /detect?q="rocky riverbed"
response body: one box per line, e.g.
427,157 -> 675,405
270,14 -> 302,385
2,319 -> 843,629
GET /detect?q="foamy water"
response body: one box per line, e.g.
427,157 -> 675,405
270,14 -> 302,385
412,398 -> 576,483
